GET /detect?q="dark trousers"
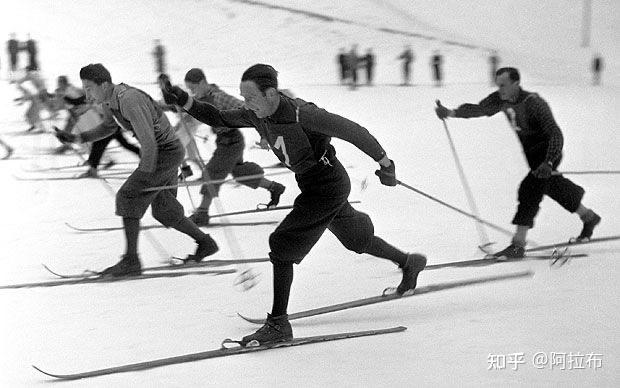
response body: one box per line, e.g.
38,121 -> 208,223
116,140 -> 185,226
269,159 -> 374,264
199,137 -> 263,198
513,173 -> 584,228
88,129 -> 140,168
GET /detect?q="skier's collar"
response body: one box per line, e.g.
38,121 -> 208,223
106,83 -> 126,109
266,94 -> 295,123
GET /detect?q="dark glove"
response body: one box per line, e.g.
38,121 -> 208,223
178,164 -> 193,181
160,79 -> 189,106
375,159 -> 397,186
435,100 -> 451,120
532,161 -> 553,179
53,126 -> 77,143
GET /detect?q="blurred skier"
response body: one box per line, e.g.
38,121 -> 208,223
363,48 -> 375,86
7,33 -> 19,81
152,39 -> 166,75
591,54 -> 603,86
435,67 -> 602,259
489,50 -> 500,86
24,34 -> 38,71
430,50 -> 443,87
397,45 -> 414,85
181,67 -> 286,226
347,44 -> 359,89
336,47 -> 348,85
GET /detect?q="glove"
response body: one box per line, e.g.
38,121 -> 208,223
53,126 -> 77,143
435,100 -> 451,120
160,79 -> 189,106
532,161 -> 553,179
375,159 -> 397,186
178,164 -> 193,180
255,137 -> 270,150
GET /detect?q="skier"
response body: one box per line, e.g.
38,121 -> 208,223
161,63 -> 427,346
430,50 -> 443,87
435,67 -> 601,259
397,45 -> 414,85
7,33 -> 19,81
363,48 -> 375,86
181,68 -> 286,226
591,54 -> 603,86
152,39 -> 166,75
55,63 -> 218,276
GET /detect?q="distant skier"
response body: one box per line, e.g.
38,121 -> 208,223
152,39 -> 166,75
7,33 -> 19,81
435,67 -> 602,259
24,34 -> 38,71
363,48 -> 375,86
347,44 -> 359,89
336,47 -> 348,85
489,50 -> 500,85
430,50 -> 443,87
397,45 -> 414,85
591,54 -> 603,86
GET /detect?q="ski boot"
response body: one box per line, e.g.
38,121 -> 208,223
396,253 -> 427,295
99,254 -> 142,277
186,234 -> 219,262
265,182 -> 285,208
240,314 -> 293,347
574,210 -> 601,242
487,243 -> 525,261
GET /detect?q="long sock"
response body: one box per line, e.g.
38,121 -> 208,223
512,225 -> 529,247
172,217 -> 208,241
364,236 -> 408,267
575,204 -> 594,221
122,217 -> 140,256
271,261 -> 294,317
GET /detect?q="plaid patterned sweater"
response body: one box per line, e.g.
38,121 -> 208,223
454,89 -> 563,166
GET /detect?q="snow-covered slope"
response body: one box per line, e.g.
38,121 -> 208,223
0,1 -> 618,386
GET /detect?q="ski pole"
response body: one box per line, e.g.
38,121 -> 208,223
437,101 -> 491,248
142,169 -> 291,192
396,179 -> 516,238
552,170 -> 620,176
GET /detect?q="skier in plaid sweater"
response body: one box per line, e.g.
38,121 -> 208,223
435,67 -> 601,259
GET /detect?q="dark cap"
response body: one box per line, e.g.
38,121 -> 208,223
79,63 -> 112,85
184,68 -> 206,83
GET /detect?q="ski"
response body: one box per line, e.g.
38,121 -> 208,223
42,257 -> 269,278
0,268 -> 235,290
525,235 -> 620,253
32,326 -> 405,380
22,161 -> 136,173
238,270 -> 532,324
63,201 -> 360,232
13,172 -> 128,181
64,220 -> 279,233
425,253 -> 588,270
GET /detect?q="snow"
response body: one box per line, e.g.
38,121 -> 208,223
1,0 -> 619,386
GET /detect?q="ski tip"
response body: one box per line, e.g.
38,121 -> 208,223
236,312 -> 266,324
32,365 -> 60,378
